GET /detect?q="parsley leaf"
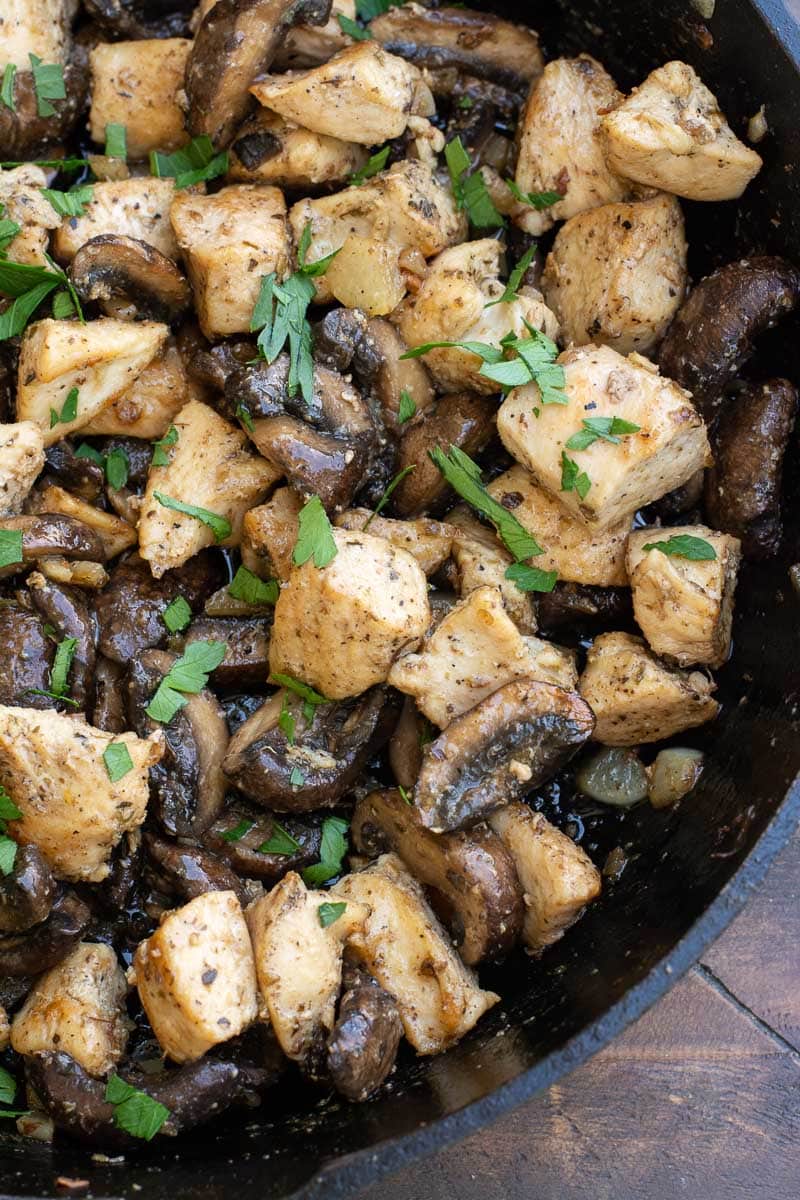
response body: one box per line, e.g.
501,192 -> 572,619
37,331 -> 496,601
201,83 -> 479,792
50,636 -> 77,699
0,215 -> 21,255
398,784 -> 412,805
0,65 -> 16,113
0,157 -> 86,172
293,495 -> 337,568
0,787 -> 21,822
486,245 -> 536,308
429,445 -> 544,561
105,446 -> 129,490
49,386 -> 79,428
337,12 -> 372,38
363,464 -> 415,529
0,834 -> 17,876
41,184 -> 94,218
0,255 -> 82,338
271,673 -> 328,714
236,402 -> 254,432
641,534 -> 717,562
349,145 -> 390,185
303,816 -> 349,885
51,288 -> 76,319
103,742 -> 134,783
565,416 -> 641,451
504,561 -> 558,593
401,325 -> 566,404
104,1075 -> 170,1142
0,1065 -> 16,1106
161,595 -> 192,634
278,692 -> 296,745
146,641 -> 227,723
505,180 -> 562,210
318,900 -> 347,928
445,136 -> 504,229
151,425 -> 178,467
220,818 -> 254,843
104,123 -> 127,160
0,529 -> 23,569
289,765 -> 305,787
397,389 -> 416,425
560,451 -> 591,500
228,566 -> 279,606
258,820 -> 302,856
153,491 -> 231,543
0,277 -> 60,340
29,55 -> 65,118
150,136 -> 228,189
296,221 -> 341,277
251,271 -> 316,402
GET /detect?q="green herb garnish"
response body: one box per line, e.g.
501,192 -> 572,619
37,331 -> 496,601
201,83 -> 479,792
153,492 -> 231,543
220,818 -> 254,843
104,123 -> 127,160
560,451 -> 591,500
429,445 -> 543,561
41,184 -> 94,218
397,389 -> 416,425
504,561 -> 558,593
485,246 -> 536,308
445,136 -> 504,229
565,416 -> 641,451
29,55 -> 65,118
258,820 -> 302,856
641,534 -> 717,562
103,742 -> 134,783
150,135 -> 228,189
228,565 -> 279,606
151,425 -> 178,468
337,12 -> 372,38
292,495 -> 337,569
0,529 -> 23,569
349,146 -> 390,186
104,1075 -> 169,1142
363,464 -> 415,529
303,816 -> 349,886
0,65 -> 16,113
161,595 -> 192,634
145,641 -> 227,723
505,180 -> 562,210
318,900 -> 347,927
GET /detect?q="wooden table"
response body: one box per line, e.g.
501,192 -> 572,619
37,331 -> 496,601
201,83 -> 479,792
361,827 -> 800,1199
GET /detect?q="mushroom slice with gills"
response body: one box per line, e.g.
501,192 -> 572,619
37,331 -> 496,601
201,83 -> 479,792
0,515 -> 105,580
26,1051 -> 275,1147
352,788 -> 524,965
369,4 -> 543,94
186,0 -> 334,146
658,256 -> 800,423
126,650 -> 228,838
223,686 -> 401,813
69,236 -> 192,324
326,962 -> 402,1102
413,678 -> 596,833
144,834 -> 250,907
0,602 -> 56,710
183,617 -> 271,690
0,890 -> 91,978
95,553 -> 225,666
227,354 -> 379,513
203,802 -> 323,882
0,845 -> 57,935
27,571 -> 96,713
246,871 -> 370,1063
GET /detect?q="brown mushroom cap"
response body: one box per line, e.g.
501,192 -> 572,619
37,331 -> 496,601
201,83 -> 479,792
0,845 -> 58,935
414,678 -> 596,832
0,890 -> 90,977
69,235 -> 192,323
0,514 -> 106,579
0,48 -> 89,161
144,834 -> 250,906
185,0 -> 334,147
537,582 -> 633,633
83,0 -> 195,38
0,603 -> 56,709
203,801 -> 323,881
392,391 -> 496,518
326,965 -> 403,1102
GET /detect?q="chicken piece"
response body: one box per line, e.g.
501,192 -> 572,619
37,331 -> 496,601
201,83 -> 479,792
541,193 -> 688,356
139,399 -> 280,578
601,61 -> 763,202
228,109 -> 368,188
334,509 -> 455,576
11,943 -> 128,1076
395,238 -> 559,393
250,42 -> 435,147
485,465 -> 630,587
270,528 -> 430,699
171,184 -> 292,338
324,234 -> 407,317
241,487 -> 303,582
578,631 -> 719,745
246,872 -> 369,1062
0,1007 -> 8,1051
522,636 -> 578,691
0,0 -> 70,67
52,178 -> 181,264
81,339 -> 207,439
388,584 -> 568,728
0,165 -> 60,266
0,706 -> 163,882
488,804 -> 601,954
446,505 -> 536,634
89,39 -> 191,158
33,486 -> 137,559
16,318 -> 168,447
289,159 -> 465,305
334,854 -> 499,1054
626,525 -> 741,668
513,55 -> 629,237
0,421 -> 45,517
134,891 -> 258,1064
496,344 -> 710,530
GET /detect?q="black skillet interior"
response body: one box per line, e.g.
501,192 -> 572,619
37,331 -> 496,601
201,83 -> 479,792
3,1 -> 800,1197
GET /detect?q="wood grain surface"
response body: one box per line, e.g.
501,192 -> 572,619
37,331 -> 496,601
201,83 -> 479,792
360,828 -> 800,1199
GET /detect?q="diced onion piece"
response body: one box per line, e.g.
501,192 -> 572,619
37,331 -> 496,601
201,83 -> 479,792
648,747 -> 704,809
575,747 -> 649,807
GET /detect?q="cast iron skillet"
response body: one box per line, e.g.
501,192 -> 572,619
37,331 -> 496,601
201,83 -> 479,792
3,1 -> 800,1196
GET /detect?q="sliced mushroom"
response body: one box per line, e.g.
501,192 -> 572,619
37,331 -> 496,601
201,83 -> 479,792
327,963 -> 402,1102
352,317 -> 436,438
387,696 -> 426,790
183,617 -> 271,689
414,679 -> 596,832
178,324 -> 258,394
0,601 -> 56,709
224,686 -> 400,812
392,391 -> 496,518
83,0 -> 195,38
352,788 -> 524,965
26,1051 -> 275,1146
658,256 -> 800,422
0,48 -> 89,161
704,377 -> 798,559
95,553 -> 225,665
203,802 -> 323,881
69,235 -> 192,324
126,650 -> 229,837
0,845 -> 57,935
0,515 -> 105,579
43,441 -> 104,502
144,834 -> 249,906
28,571 -> 96,712
537,582 -> 634,633
226,354 -> 379,512
186,0 -> 334,146
92,656 -> 127,733
0,890 -> 90,977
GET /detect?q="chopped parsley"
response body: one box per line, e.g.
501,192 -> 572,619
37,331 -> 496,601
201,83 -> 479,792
104,446 -> 129,490
292,495 -> 337,569
0,529 -> 23,570
146,641 -> 227,723
565,416 -> 641,451
349,145 -> 390,186
289,766 -> 305,788
0,65 -> 16,113
49,386 -> 79,428
150,135 -> 228,189
153,492 -> 231,543
398,784 -> 412,805
29,55 -> 65,119
0,208 -> 21,254
0,786 -> 21,878
220,818 -> 255,843
303,816 -> 349,886
50,636 -> 77,698
278,692 -> 296,745
0,787 -> 21,822
445,136 -> 504,229
401,325 -> 566,404
151,425 -> 178,467
104,123 -> 127,160
504,561 -> 558,593
318,900 -> 347,928
41,185 -> 94,219
51,288 -> 76,318
337,12 -> 372,38
560,451 -> 591,500
271,673 -> 328,725
228,565 -> 279,607
103,742 -> 134,783
0,255 -> 82,339
485,245 -> 536,309
641,534 -> 717,562
397,389 -> 416,425
258,820 -> 302,856
104,1075 -> 169,1142
505,180 -> 562,210
161,595 -> 192,634
363,464 -> 415,529
429,445 -> 542,560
